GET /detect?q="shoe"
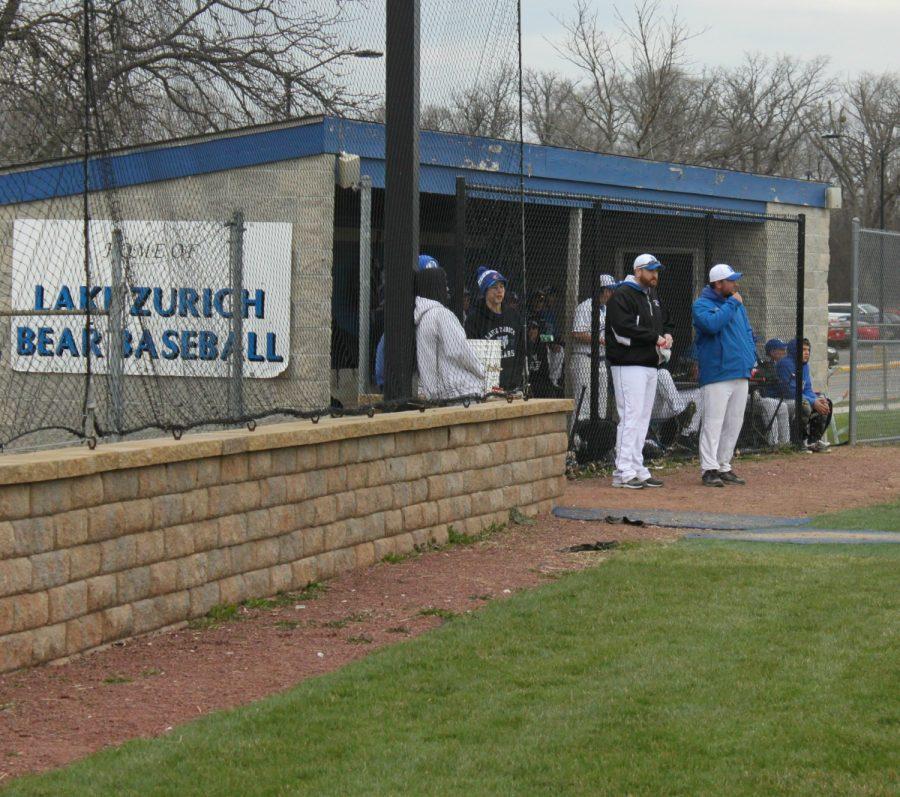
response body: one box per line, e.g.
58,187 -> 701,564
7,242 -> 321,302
719,471 -> 746,485
702,470 -> 724,487
675,401 -> 697,432
642,477 -> 664,488
810,440 -> 831,453
616,477 -> 645,489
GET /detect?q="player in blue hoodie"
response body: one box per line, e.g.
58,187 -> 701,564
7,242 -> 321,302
776,337 -> 832,451
692,264 -> 758,487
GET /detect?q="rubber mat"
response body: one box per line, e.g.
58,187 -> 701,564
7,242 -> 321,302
685,529 -> 900,545
552,506 -> 812,530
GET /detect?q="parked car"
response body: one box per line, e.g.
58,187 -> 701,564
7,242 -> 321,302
827,345 -> 839,368
828,302 -> 879,316
828,302 -> 900,340
828,313 -> 880,345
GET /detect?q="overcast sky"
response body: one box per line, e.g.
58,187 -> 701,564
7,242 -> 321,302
522,0 -> 900,78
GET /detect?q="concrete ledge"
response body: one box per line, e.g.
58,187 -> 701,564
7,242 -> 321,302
0,399 -> 572,486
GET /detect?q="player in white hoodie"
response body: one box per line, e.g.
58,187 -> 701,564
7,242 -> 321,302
413,267 -> 485,401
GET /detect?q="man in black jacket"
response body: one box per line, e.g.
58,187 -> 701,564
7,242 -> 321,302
605,253 -> 674,488
465,266 -> 523,391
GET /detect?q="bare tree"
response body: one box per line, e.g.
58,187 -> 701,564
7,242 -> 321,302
421,63 -> 519,139
551,0 -> 715,161
522,69 -> 581,147
702,54 -> 833,175
814,73 -> 899,225
0,0 -> 377,164
553,0 -> 624,152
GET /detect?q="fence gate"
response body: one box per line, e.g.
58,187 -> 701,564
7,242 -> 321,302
848,220 -> 900,443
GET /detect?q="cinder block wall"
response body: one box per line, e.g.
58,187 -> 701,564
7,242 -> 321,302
0,400 -> 570,672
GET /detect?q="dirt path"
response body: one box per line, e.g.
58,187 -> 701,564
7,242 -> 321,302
0,445 -> 897,783
566,445 -> 900,516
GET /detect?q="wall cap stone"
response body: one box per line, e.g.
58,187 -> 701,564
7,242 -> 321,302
0,399 -> 573,486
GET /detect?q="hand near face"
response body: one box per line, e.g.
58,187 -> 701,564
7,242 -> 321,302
731,291 -> 743,304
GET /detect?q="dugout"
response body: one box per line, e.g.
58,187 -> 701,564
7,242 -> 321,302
0,115 -> 838,449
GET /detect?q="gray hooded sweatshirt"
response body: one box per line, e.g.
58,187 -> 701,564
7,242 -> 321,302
414,297 -> 486,400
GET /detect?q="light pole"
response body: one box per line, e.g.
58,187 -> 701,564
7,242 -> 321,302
284,49 -> 383,118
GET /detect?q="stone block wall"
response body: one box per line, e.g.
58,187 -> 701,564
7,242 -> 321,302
0,399 -> 570,672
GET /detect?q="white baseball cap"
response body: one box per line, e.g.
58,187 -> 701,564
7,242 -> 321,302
633,253 -> 664,272
709,263 -> 743,282
599,274 -> 616,288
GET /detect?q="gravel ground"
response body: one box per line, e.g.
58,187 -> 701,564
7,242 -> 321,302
0,444 -> 896,783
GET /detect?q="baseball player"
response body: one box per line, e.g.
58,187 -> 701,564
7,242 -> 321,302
605,254 -> 673,489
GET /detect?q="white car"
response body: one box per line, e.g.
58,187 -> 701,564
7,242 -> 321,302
828,302 -> 879,318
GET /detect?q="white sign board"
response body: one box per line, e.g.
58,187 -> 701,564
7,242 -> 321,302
10,219 -> 291,378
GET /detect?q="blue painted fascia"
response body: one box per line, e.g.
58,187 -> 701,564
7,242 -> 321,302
0,119 -> 327,207
0,114 -> 828,212
323,116 -> 828,209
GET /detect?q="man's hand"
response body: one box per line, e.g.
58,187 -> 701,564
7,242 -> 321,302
663,333 -> 673,348
656,336 -> 671,349
731,291 -> 743,304
813,397 -> 829,415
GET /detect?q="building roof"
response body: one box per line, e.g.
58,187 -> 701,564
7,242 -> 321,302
0,115 -> 829,214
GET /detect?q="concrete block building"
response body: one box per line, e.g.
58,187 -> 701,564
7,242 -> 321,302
0,115 -> 837,447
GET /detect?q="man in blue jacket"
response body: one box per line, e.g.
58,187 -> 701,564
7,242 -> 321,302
692,264 -> 758,487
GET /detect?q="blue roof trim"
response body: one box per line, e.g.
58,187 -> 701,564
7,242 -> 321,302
0,121 -> 326,207
0,114 -> 828,211
359,160 -> 769,214
324,117 -> 827,209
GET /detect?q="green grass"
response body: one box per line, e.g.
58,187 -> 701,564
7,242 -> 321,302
830,407 -> 900,443
5,542 -> 898,796
814,498 -> 900,531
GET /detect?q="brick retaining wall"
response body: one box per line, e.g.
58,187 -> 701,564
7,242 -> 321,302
0,400 -> 570,672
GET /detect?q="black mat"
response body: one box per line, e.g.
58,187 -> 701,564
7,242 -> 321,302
552,506 -> 812,531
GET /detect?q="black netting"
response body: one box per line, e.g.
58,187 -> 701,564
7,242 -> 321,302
0,1 -> 816,461
0,0 -> 522,451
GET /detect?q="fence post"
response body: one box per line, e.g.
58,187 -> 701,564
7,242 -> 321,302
589,203 -> 602,421
563,207 -> 582,399
794,213 -> 806,446
357,176 -> 373,399
228,211 -> 245,418
452,176 -> 466,323
849,217 -> 860,444
108,227 -> 125,435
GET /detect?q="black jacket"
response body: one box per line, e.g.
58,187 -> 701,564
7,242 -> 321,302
604,277 -> 673,368
465,300 -> 523,390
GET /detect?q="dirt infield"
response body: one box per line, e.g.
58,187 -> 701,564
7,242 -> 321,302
0,444 -> 897,783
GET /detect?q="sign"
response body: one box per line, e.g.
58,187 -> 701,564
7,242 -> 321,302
10,219 -> 291,378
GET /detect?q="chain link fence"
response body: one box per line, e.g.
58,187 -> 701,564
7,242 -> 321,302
464,184 -> 805,464
841,222 -> 900,443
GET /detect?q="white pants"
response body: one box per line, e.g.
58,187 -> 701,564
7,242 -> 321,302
571,353 -> 608,421
611,365 -> 658,482
652,369 -> 701,433
699,378 -> 749,473
652,369 -> 688,419
756,396 -> 791,446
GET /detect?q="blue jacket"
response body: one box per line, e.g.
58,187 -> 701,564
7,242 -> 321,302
775,339 -> 816,403
691,286 -> 757,386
